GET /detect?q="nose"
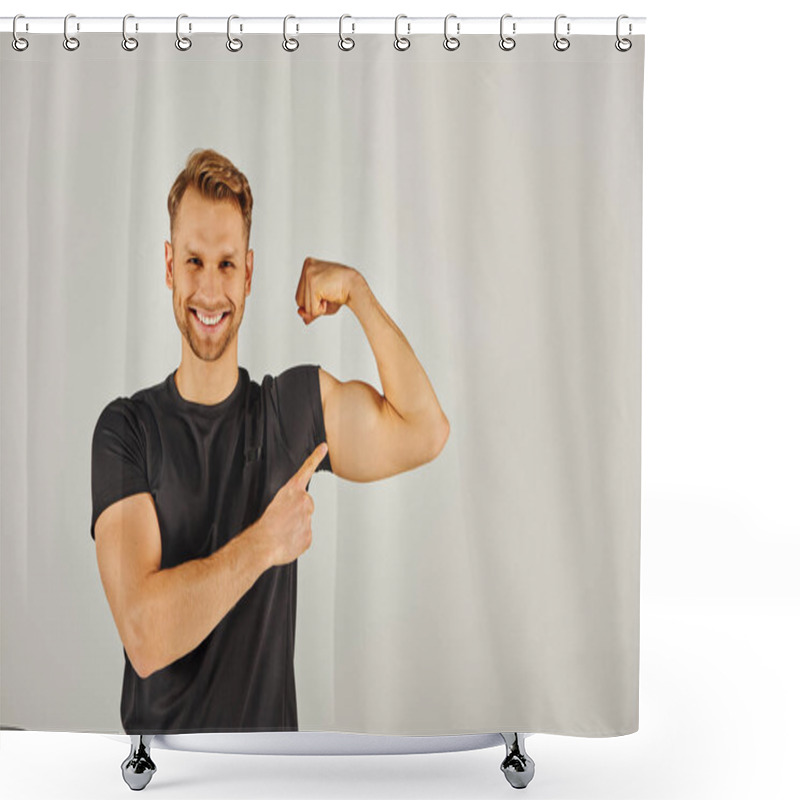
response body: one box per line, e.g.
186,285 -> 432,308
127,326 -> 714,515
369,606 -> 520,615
193,268 -> 227,306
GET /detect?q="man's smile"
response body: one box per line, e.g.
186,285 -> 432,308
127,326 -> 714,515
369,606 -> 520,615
190,307 -> 230,331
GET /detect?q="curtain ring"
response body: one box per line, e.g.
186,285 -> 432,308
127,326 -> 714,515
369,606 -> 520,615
12,14 -> 29,52
394,14 -> 410,51
63,13 -> 80,51
443,14 -> 460,51
339,14 -> 355,51
499,13 -> 516,51
615,14 -> 632,52
283,15 -> 299,52
122,14 -> 138,51
175,14 -> 192,51
553,14 -> 570,51
227,15 -> 243,52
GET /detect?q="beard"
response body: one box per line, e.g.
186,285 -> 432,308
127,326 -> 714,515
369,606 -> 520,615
174,299 -> 243,362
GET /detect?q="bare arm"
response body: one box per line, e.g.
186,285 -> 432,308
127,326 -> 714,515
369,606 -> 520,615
296,259 -> 449,482
344,270 -> 448,434
94,444 -> 328,679
95,493 -> 272,679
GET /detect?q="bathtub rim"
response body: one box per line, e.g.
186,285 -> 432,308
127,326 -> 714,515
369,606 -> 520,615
102,731 -> 532,756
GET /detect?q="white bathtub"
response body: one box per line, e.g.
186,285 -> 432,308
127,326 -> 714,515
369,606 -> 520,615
106,730 -> 513,755
108,731 -> 536,790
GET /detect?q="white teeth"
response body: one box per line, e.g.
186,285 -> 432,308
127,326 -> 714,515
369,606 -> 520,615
196,311 -> 224,325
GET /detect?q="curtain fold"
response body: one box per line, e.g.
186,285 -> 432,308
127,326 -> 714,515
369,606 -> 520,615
1,31 -> 644,736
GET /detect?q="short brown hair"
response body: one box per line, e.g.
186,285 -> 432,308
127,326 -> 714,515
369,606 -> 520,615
167,148 -> 253,246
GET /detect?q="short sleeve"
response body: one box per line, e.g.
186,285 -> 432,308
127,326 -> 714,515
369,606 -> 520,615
270,364 -> 332,475
90,398 -> 151,540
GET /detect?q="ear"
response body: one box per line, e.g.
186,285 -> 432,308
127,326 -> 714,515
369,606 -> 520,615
245,248 -> 254,296
165,240 -> 173,289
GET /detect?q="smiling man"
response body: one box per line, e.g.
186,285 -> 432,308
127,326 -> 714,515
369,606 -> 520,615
90,148 -> 449,735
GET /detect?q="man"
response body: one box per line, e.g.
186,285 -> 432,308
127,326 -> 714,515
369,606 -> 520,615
90,148 -> 449,734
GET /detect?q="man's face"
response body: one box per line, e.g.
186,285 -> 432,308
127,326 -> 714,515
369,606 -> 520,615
165,186 -> 253,363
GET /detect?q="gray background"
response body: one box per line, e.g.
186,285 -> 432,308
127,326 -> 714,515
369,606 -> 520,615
1,32 -> 643,735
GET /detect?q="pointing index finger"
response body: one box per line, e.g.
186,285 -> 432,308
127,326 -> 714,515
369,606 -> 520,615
295,442 -> 328,487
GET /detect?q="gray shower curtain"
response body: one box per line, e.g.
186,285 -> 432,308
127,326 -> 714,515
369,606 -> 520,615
0,30 -> 644,736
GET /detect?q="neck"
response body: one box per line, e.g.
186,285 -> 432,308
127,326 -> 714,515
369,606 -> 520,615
174,349 -> 239,405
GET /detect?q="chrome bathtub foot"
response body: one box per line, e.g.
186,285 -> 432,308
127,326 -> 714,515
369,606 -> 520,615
500,732 -> 535,789
121,734 -> 157,791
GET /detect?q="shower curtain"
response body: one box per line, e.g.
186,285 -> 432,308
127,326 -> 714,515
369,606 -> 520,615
0,26 -> 644,737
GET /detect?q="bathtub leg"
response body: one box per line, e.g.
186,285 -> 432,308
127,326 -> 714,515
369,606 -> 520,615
121,734 -> 157,791
499,732 -> 535,789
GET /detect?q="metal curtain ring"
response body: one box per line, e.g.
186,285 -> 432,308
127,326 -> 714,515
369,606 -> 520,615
12,14 -> 29,51
394,14 -> 410,51
499,13 -> 516,50
553,14 -> 570,51
176,14 -> 192,50
122,14 -> 138,51
339,14 -> 355,51
443,14 -> 460,51
63,13 -> 80,51
227,15 -> 243,51
283,15 -> 299,51
615,14 -> 632,51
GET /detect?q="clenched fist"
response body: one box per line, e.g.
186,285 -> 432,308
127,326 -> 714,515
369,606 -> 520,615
295,256 -> 360,325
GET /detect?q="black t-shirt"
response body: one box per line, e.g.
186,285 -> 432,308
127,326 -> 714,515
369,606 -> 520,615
90,363 -> 332,734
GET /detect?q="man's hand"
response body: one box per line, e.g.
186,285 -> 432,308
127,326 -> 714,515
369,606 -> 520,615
295,256 -> 360,324
255,442 -> 329,567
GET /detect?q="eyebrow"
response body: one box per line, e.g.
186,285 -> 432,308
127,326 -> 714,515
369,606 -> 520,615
186,248 -> 238,259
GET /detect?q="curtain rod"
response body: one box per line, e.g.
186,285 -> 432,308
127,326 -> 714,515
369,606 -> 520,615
1,16 -> 646,36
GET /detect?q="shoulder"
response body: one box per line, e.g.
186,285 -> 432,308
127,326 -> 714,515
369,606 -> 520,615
275,363 -> 319,382
265,363 -> 325,430
93,381 -> 162,445
94,396 -> 138,431
92,398 -> 145,456
269,363 -> 323,398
